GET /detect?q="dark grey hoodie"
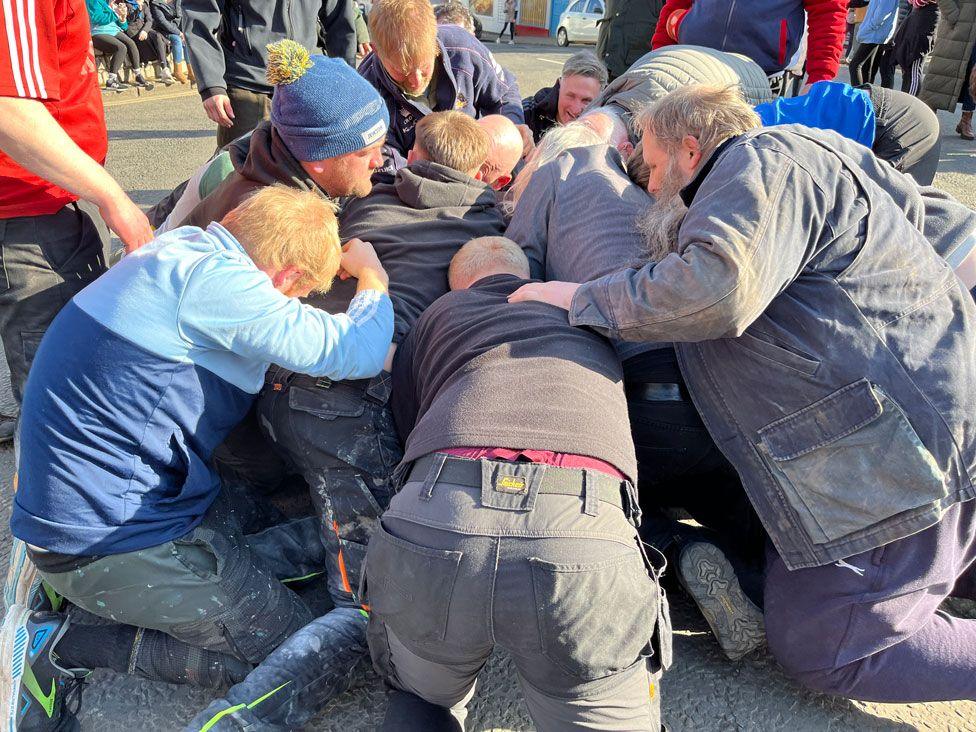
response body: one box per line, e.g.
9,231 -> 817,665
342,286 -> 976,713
308,160 -> 507,342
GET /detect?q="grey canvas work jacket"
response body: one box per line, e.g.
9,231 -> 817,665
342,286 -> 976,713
570,125 -> 976,570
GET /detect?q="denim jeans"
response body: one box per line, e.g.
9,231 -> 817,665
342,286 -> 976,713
168,33 -> 185,63
960,43 -> 976,113
0,202 -> 107,405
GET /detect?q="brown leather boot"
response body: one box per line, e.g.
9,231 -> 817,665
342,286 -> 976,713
173,61 -> 188,84
958,110 -> 975,141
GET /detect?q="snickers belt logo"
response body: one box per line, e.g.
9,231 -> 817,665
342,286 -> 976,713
495,475 -> 527,494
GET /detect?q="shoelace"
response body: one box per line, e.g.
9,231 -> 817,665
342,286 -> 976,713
62,675 -> 88,721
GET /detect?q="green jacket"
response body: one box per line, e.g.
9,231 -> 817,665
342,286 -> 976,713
920,0 -> 976,111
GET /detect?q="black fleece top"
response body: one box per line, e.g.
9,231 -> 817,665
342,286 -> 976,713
391,274 -> 637,481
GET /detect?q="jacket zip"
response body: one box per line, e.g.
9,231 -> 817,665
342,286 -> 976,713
720,0 -> 737,51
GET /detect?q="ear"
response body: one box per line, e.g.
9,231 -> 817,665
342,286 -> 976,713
617,140 -> 634,159
271,265 -> 304,294
491,174 -> 512,191
681,134 -> 702,168
406,148 -> 418,165
473,168 -> 485,181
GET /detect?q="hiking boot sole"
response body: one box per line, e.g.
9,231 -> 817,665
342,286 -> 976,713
678,542 -> 765,661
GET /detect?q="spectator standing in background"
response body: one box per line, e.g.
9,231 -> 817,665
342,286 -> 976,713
849,0 -> 900,86
652,0 -> 848,88
596,0 -> 664,81
149,0 -> 190,83
921,0 -> 976,139
0,0 -> 152,414
87,0 -> 156,91
522,51 -> 608,140
893,0 -> 940,95
123,0 -> 176,85
498,0 -> 518,43
181,0 -> 357,146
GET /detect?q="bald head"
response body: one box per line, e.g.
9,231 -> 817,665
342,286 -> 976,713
477,115 -> 523,191
449,236 -> 529,290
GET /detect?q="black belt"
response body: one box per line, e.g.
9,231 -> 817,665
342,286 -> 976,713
625,382 -> 689,402
407,454 -> 629,511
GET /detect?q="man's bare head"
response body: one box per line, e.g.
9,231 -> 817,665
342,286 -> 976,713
407,111 -> 491,178
449,236 -> 530,290
477,115 -> 523,191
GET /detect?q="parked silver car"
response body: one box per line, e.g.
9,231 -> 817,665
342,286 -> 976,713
555,0 -> 603,46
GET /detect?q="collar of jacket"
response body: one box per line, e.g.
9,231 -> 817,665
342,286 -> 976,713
679,135 -> 739,207
394,160 -> 498,209
230,121 -> 330,200
371,31 -> 460,113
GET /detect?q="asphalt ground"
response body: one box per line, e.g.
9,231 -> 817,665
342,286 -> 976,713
1,40 -> 975,731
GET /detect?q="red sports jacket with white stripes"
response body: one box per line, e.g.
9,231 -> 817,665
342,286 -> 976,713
0,0 -> 107,217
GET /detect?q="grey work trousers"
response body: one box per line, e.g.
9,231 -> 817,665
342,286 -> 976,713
0,202 -> 107,405
215,87 -> 271,149
366,456 -> 670,731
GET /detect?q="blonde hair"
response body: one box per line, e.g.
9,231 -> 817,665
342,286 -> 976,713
221,185 -> 341,294
504,121 -> 604,213
369,0 -> 438,68
636,84 -> 761,160
449,236 -> 529,289
414,111 -> 490,174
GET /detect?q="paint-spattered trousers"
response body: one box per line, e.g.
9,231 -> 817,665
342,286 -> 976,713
184,369 -> 403,730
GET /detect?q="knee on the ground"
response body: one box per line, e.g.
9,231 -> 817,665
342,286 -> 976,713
765,617 -> 864,698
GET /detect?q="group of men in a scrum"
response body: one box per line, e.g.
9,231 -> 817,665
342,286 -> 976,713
3,0 -> 976,729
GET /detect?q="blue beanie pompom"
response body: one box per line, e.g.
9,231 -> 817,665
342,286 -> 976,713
268,40 -> 389,162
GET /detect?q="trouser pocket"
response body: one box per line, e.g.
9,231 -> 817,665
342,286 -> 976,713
530,549 -> 658,681
364,520 -> 462,644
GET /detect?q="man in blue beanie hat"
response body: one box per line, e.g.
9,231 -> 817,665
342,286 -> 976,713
170,41 -> 390,232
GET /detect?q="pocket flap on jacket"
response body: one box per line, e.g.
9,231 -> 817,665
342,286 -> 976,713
758,379 -> 882,461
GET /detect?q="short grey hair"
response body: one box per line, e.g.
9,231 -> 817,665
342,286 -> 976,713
636,84 -> 761,160
449,236 -> 529,289
433,2 -> 475,33
561,51 -> 608,88
504,121 -> 605,213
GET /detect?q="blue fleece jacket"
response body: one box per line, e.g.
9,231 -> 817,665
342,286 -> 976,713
856,0 -> 899,44
359,24 -> 523,158
12,223 -> 393,556
755,81 -> 876,148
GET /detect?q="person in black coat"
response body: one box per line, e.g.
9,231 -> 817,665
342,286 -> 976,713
149,0 -> 190,82
124,0 -> 176,84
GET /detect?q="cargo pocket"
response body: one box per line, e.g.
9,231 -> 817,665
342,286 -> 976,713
757,379 -> 947,545
365,521 -> 462,644
531,550 -> 657,681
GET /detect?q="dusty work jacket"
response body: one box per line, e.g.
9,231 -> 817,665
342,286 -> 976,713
569,125 -> 976,570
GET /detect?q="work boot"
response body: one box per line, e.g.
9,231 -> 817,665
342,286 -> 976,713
0,605 -> 88,732
184,608 -> 370,731
678,542 -> 765,661
173,61 -> 189,84
958,110 -> 974,141
0,411 -> 16,445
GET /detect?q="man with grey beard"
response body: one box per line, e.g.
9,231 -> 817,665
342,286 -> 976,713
511,83 -> 976,704
506,141 -> 766,660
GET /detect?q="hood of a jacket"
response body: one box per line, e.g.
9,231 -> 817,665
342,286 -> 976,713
393,160 -> 497,210
230,122 -> 322,193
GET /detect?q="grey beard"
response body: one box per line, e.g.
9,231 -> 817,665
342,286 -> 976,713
637,194 -> 687,263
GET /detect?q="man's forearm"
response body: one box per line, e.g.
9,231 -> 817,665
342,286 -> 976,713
0,97 -> 126,209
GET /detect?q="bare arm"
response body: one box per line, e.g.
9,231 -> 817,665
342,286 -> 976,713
0,97 -> 152,251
